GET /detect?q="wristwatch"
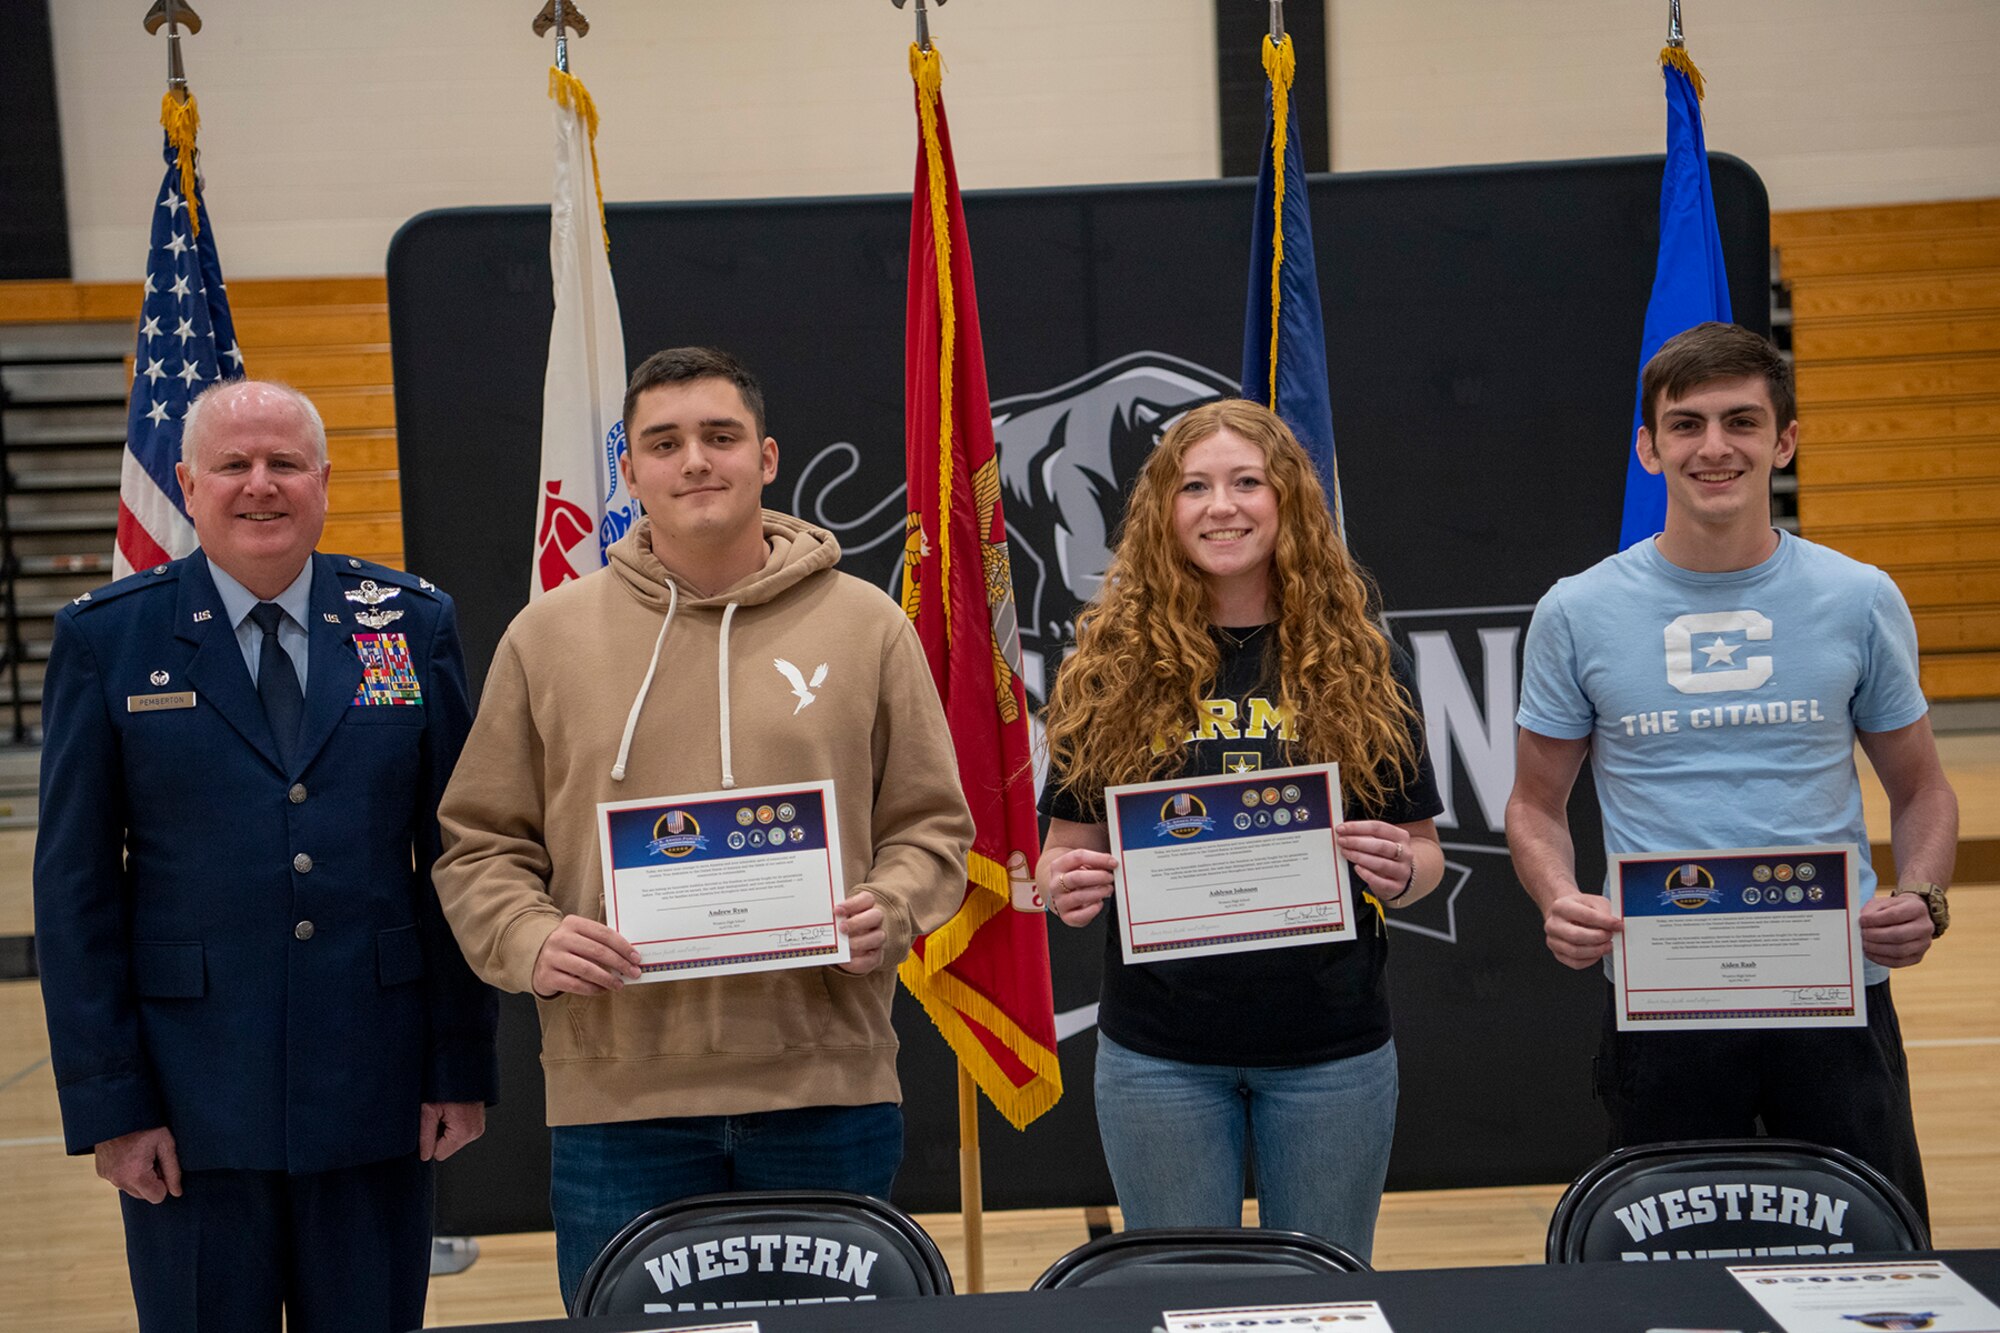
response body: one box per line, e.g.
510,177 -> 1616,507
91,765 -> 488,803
1893,881 -> 1950,939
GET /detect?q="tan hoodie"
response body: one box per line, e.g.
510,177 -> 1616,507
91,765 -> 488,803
434,512 -> 971,1125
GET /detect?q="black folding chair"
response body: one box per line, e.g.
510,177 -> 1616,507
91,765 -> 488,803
1032,1226 -> 1370,1290
1546,1138 -> 1929,1263
570,1189 -> 954,1317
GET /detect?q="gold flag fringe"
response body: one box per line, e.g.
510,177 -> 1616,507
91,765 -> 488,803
898,849 -> 1064,1129
549,67 -> 611,252
1261,34 -> 1296,410
160,93 -> 201,239
910,42 -> 957,646
1659,44 -> 1707,101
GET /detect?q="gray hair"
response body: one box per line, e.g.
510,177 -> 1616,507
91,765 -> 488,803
179,380 -> 329,473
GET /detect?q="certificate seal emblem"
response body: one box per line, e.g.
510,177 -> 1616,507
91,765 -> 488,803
1261,786 -> 1281,807
1272,807 -> 1291,826
756,805 -> 775,824
728,832 -> 746,850
1785,885 -> 1805,903
1742,887 -> 1762,905
748,829 -> 764,847
1281,784 -> 1301,804
1154,792 -> 1212,840
777,802 -> 797,823
1254,810 -> 1270,827
1242,789 -> 1261,808
1774,863 -> 1794,882
736,807 -> 755,826
1233,813 -> 1252,830
646,809 -> 706,859
1796,861 -> 1816,881
1753,864 -> 1773,883
1662,863 -> 1719,909
789,827 -> 805,843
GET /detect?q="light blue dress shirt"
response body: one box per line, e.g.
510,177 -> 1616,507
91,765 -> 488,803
207,558 -> 313,692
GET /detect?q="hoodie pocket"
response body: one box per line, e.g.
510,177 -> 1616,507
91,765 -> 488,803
557,969 -> 836,1059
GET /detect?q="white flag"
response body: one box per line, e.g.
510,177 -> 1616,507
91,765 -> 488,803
533,70 -> 637,599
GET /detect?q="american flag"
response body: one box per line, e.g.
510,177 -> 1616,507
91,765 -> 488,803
115,136 -> 244,577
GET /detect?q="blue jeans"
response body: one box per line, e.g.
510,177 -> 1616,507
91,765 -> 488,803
549,1103 -> 903,1310
1093,1034 -> 1398,1261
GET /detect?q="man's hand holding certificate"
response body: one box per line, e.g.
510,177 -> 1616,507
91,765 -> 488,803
1609,845 -> 1865,1031
1105,763 -> 1354,964
595,780 -> 851,982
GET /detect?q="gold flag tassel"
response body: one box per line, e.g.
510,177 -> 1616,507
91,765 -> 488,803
549,66 -> 610,251
910,41 -> 956,644
160,92 -> 202,239
1659,43 -> 1707,101
1261,33 -> 1296,409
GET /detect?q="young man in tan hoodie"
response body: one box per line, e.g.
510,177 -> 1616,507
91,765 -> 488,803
434,347 -> 973,1306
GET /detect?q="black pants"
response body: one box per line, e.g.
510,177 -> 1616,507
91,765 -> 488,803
119,1152 -> 434,1333
1595,979 -> 1929,1225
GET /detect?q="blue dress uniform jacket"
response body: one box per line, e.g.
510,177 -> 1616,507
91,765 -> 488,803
35,551 -> 499,1174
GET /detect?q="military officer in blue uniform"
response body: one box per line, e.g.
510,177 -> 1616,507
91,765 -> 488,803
34,379 -> 499,1332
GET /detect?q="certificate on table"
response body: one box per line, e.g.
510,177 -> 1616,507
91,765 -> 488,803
1730,1259 -> 2000,1332
1105,762 -> 1352,965
597,780 -> 848,982
1162,1301 -> 1396,1332
1609,844 -> 1864,1032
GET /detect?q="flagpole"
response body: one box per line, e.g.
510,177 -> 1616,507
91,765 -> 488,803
893,0 -> 983,1294
531,0 -> 592,74
141,0 -> 200,100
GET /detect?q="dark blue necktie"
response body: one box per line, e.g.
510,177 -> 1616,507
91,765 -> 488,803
249,601 -> 303,767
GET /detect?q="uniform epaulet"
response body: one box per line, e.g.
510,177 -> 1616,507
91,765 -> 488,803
64,562 -> 179,613
329,556 -> 445,600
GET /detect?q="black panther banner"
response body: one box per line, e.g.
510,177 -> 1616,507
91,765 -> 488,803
388,157 -> 1769,1230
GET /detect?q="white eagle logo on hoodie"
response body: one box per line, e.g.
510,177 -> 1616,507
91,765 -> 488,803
773,658 -> 829,714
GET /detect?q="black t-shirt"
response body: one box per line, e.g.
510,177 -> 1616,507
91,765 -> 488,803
1040,626 -> 1443,1067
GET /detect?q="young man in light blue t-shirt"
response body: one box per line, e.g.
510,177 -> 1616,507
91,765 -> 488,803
1507,322 -> 1958,1220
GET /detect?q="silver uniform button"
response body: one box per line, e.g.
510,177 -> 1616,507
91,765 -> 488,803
294,921 -> 315,941
288,783 -> 307,804
293,853 -> 313,874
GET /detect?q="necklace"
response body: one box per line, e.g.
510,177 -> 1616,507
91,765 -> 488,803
1214,622 -> 1272,650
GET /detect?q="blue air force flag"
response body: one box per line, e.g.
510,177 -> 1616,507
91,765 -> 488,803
1619,54 -> 1733,551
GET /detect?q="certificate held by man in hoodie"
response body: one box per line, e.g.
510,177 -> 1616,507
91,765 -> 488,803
597,779 -> 851,980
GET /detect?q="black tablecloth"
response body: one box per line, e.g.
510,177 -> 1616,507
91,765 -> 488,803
430,1249 -> 2000,1332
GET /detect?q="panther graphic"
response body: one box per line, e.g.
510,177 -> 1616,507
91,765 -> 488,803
789,351 -> 1237,705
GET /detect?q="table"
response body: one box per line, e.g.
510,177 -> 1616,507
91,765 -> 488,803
428,1249 -> 2000,1332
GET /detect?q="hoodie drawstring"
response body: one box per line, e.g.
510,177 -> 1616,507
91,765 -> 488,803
608,582 -> 741,790
611,581 -> 677,782
716,602 -> 739,789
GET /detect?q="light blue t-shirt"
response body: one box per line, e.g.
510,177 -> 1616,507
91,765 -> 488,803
1516,531 -> 1929,987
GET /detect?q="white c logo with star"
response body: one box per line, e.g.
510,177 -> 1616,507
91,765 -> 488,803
1664,611 -> 1773,694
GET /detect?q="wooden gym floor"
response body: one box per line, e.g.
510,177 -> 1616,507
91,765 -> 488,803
2,735 -> 1994,1327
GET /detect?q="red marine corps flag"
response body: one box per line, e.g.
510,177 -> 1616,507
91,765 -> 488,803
897,39 -> 1062,1133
